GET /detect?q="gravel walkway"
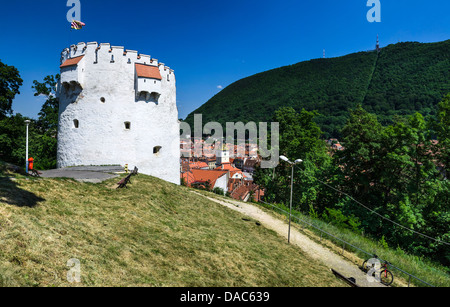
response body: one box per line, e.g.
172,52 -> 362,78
39,166 -> 124,183
195,192 -> 386,287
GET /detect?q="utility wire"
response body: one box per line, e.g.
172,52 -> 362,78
309,175 -> 450,247
259,199 -> 436,287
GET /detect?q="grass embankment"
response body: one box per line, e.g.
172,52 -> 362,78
250,201 -> 450,287
198,189 -> 450,287
0,166 -> 344,287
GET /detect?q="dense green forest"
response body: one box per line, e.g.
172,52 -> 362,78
185,40 -> 450,138
254,99 -> 450,267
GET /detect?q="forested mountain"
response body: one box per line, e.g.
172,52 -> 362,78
185,40 -> 450,138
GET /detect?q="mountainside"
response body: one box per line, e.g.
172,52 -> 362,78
185,40 -> 450,138
0,165 -> 344,287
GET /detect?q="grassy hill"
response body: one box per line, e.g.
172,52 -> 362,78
184,40 -> 450,138
0,165 -> 344,287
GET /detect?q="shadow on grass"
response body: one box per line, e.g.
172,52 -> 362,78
0,176 -> 45,208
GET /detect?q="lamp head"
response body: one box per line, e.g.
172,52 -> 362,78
294,159 -> 303,164
280,156 -> 290,163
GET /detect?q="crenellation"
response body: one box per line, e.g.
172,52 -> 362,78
60,48 -> 70,64
138,54 -> 151,64
72,43 -> 86,57
69,45 -> 77,57
59,43 -> 174,81
126,50 -> 138,63
110,46 -> 125,58
85,43 -> 98,59
109,46 -> 125,63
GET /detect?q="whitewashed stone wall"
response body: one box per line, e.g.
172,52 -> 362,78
56,42 -> 180,185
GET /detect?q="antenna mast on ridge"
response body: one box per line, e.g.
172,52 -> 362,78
376,34 -> 380,52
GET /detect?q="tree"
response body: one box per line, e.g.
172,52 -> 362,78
32,74 -> 60,135
0,114 -> 27,164
0,60 -> 23,118
336,105 -> 448,264
435,93 -> 450,173
337,105 -> 384,210
273,107 -> 328,164
254,107 -> 331,211
30,75 -> 60,169
379,113 -> 438,248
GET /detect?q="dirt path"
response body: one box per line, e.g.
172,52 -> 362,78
194,192 -> 385,287
40,166 -> 123,183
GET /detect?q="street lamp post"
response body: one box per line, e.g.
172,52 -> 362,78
25,120 -> 31,174
280,155 -> 303,244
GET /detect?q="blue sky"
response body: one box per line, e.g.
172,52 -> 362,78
0,0 -> 449,120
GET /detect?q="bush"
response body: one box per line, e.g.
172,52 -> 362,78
213,187 -> 225,195
322,208 -> 362,233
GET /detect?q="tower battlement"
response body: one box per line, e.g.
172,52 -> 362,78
58,42 -> 175,104
60,42 -> 174,73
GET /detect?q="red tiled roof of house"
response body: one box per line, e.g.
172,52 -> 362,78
60,55 -> 85,68
135,63 -> 162,80
215,163 -> 241,172
229,170 -> 245,178
189,162 -> 209,169
188,169 -> 228,187
180,170 -> 195,184
231,185 -> 250,201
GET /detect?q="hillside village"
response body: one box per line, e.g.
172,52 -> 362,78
180,139 -> 264,202
179,138 -> 345,203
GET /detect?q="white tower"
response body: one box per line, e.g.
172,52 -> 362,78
216,143 -> 230,166
56,42 -> 180,185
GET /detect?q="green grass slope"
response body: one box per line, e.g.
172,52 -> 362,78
184,40 -> 450,138
0,168 -> 344,287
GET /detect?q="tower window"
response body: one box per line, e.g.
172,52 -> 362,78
124,122 -> 131,130
73,119 -> 79,129
153,146 -> 162,156
150,92 -> 160,104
